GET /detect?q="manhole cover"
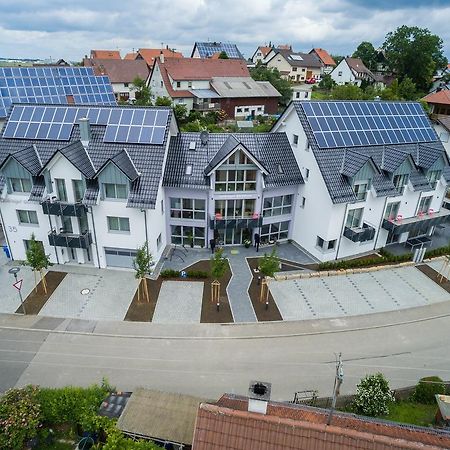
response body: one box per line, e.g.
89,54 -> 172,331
80,288 -> 90,295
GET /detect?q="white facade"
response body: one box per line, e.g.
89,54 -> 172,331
111,82 -> 137,103
266,52 -> 321,83
330,59 -> 359,86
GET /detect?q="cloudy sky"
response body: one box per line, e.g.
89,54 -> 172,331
0,0 -> 449,62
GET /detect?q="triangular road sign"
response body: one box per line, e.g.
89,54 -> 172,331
13,279 -> 23,291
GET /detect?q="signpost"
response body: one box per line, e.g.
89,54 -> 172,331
9,266 -> 25,314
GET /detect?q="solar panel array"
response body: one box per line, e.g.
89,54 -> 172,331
2,105 -> 170,145
301,101 -> 437,149
196,42 -> 243,59
0,66 -> 117,118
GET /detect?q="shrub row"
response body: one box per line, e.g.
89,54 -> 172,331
424,244 -> 450,260
160,269 -> 210,279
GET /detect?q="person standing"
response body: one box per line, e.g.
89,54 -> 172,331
254,233 -> 260,252
210,238 -> 216,254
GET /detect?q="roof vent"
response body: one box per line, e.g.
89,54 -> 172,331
248,380 -> 271,415
200,131 -> 209,146
79,117 -> 91,148
189,141 -> 196,151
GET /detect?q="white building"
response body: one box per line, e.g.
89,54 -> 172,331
330,57 -> 375,87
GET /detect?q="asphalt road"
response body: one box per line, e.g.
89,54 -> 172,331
1,312 -> 450,401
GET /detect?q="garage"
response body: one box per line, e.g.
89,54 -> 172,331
104,247 -> 138,268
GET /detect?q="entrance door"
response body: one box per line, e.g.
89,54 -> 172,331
218,228 -> 243,245
306,70 -> 312,79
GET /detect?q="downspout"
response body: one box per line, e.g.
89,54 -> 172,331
89,206 -> 101,268
47,211 -> 59,264
373,195 -> 389,251
0,204 -> 13,260
335,203 -> 349,260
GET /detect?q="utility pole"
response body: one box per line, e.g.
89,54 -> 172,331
327,352 -> 343,425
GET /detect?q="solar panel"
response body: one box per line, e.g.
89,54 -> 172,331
0,66 -> 116,118
195,42 -> 243,59
301,101 -> 437,149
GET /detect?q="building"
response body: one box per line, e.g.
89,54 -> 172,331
90,50 -> 121,59
191,42 -> 244,59
272,100 -> 450,261
309,48 -> 336,74
133,48 -> 183,69
330,57 -> 376,86
83,58 -> 150,102
265,49 -> 323,83
423,89 -> 450,117
192,383 -> 450,449
251,46 -> 273,65
149,57 -> 280,118
434,116 -> 450,157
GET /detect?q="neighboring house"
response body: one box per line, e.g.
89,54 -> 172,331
292,85 -> 312,101
434,116 -> 450,158
430,64 -> 450,92
90,50 -> 121,59
192,383 -> 450,449
330,57 -> 376,86
265,49 -> 322,83
135,47 -> 183,70
149,57 -> 280,118
251,46 -> 273,65
309,48 -> 336,73
423,89 -> 450,117
272,100 -> 450,262
83,58 -> 150,102
191,42 -> 244,59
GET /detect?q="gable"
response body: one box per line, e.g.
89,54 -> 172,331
1,156 -> 31,179
428,154 -> 446,172
352,160 -> 377,182
97,160 -> 130,185
393,157 -> 414,176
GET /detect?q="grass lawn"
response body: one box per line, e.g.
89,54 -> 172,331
311,90 -> 331,100
383,401 -> 437,427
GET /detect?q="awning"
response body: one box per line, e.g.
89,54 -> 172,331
189,89 -> 221,99
382,208 -> 450,233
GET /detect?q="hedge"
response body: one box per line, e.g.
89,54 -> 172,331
160,269 -> 209,279
413,376 -> 446,404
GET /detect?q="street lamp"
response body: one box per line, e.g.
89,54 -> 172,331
8,266 -> 25,314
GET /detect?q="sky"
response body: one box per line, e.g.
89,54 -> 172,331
0,0 -> 449,62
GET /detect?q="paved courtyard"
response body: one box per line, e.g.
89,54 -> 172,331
152,281 -> 203,323
269,265 -> 450,321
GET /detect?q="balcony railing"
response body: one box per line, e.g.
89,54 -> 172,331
42,199 -> 87,217
343,222 -> 376,243
210,216 -> 263,230
193,102 -> 221,111
48,231 -> 92,249
382,208 -> 450,233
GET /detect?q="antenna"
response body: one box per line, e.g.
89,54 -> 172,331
327,352 -> 343,425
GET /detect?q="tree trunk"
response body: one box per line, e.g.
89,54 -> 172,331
143,277 -> 150,302
40,270 -> 48,294
137,279 -> 141,303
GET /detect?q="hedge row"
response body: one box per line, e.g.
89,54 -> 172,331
160,269 -> 209,279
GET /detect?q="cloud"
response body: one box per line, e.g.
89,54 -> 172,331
0,0 -> 448,61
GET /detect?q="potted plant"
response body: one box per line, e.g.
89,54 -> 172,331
187,232 -> 194,248
244,239 -> 251,248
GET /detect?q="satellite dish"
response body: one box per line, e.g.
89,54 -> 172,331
200,131 -> 209,145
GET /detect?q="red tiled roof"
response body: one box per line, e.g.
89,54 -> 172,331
423,90 -> 450,106
191,395 -> 450,450
137,49 -> 183,67
258,46 -> 272,57
312,48 -> 336,66
124,52 -> 137,60
90,50 -> 121,59
155,59 -> 193,98
83,58 -> 150,83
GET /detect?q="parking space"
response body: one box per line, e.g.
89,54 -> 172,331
269,265 -> 450,321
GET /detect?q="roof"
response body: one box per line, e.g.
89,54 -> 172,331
90,50 -> 121,59
438,116 -> 450,132
210,77 -> 281,98
124,52 -> 137,60
267,49 -> 322,68
117,388 -> 206,445
0,144 -> 42,175
189,89 -> 221,99
83,58 -> 150,83
436,395 -> 450,421
252,46 -> 273,59
100,148 -> 140,182
192,394 -> 450,450
310,48 -> 336,66
163,132 -> 303,190
423,90 -> 450,106
340,150 -> 378,178
137,48 -> 183,66
345,57 -> 375,79
192,42 -> 244,59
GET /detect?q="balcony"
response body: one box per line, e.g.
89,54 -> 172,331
343,222 -> 376,243
42,199 -> 87,217
210,216 -> 263,230
48,231 -> 92,249
382,208 -> 450,233
193,102 -> 221,112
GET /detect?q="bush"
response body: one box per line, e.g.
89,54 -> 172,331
424,245 -> 450,259
160,269 -> 180,278
186,270 -> 209,279
0,385 -> 42,450
413,376 -> 446,404
352,373 -> 395,417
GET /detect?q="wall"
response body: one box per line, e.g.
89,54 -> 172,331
330,60 -> 356,86
434,123 -> 450,158
221,97 -> 278,119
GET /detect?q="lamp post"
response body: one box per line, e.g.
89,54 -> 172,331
8,266 -> 25,314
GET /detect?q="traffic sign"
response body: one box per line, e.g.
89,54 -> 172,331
13,279 -> 23,291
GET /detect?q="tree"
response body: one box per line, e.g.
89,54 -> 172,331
133,242 -> 152,302
211,248 -> 228,280
398,77 -> 417,100
331,84 -> 364,100
25,233 -> 51,294
131,77 -> 152,106
218,51 -> 229,59
250,63 -> 292,106
382,25 -> 448,90
352,373 -> 395,417
259,248 -> 280,278
318,74 -> 335,91
331,54 -> 344,65
413,376 -> 446,404
155,96 -> 172,106
173,103 -> 188,123
352,42 -> 378,71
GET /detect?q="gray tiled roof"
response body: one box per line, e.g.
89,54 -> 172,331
82,179 -> 100,206
52,141 -> 97,179
380,147 -> 413,173
111,148 -> 140,182
5,145 -> 42,176
163,132 -> 303,190
0,175 -> 5,193
28,177 -> 46,202
443,166 -> 450,183
292,101 -> 448,203
340,150 -> 375,178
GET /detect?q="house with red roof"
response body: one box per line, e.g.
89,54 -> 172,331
251,45 -> 274,65
423,89 -> 450,117
330,57 -> 376,87
309,48 -> 336,73
135,48 -> 183,69
90,50 -> 121,59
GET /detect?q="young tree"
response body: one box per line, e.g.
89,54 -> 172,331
259,248 -> 280,278
250,64 -> 292,106
218,51 -> 229,59
318,74 -> 335,91
398,77 -> 417,100
25,233 -> 51,294
173,103 -> 188,123
155,96 -> 172,106
211,248 -> 228,280
133,242 -> 152,302
352,41 -> 378,71
131,77 -> 152,106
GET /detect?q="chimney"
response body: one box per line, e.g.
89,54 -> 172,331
79,117 -> 91,147
160,50 -> 164,64
248,381 -> 271,414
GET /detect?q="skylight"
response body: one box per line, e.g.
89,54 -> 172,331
189,141 -> 196,150
185,164 -> 193,175
289,54 -> 303,61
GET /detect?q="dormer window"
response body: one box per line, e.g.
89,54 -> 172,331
393,173 -> 409,195
10,177 -> 32,193
353,180 -> 369,201
427,170 -> 442,189
104,182 -> 128,199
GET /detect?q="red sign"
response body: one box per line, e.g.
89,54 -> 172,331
13,279 -> 23,291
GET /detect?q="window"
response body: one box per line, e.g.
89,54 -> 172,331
17,209 -> 38,225
305,168 -> 310,180
292,67 -> 297,72
10,177 -> 32,193
353,181 -> 369,201
170,198 -> 205,219
176,81 -> 181,88
417,196 -> 432,214
55,179 -> 68,201
124,83 -> 129,88
215,169 -> 257,192
263,195 -> 292,217
293,134 -> 299,145
427,170 -> 442,189
384,202 -> 400,220
72,179 -> 85,202
160,81 -> 163,88
24,239 -> 44,252
107,216 -> 130,232
393,173 -> 409,194
316,236 -> 324,248
316,236 -> 336,252
300,196 -> 306,208
260,221 -> 289,243
157,233 -> 162,249
215,199 -> 256,219
188,81 -> 192,88
171,225 -> 204,247
346,208 -> 363,228
62,216 -> 73,233
328,240 -> 337,250
104,183 -> 128,199
338,71 -> 342,76
161,199 -> 164,214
